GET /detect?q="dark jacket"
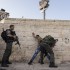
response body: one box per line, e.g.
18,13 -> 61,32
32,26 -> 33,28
6,29 -> 16,43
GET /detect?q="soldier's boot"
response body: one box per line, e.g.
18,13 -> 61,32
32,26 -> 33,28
1,60 -> 9,67
1,63 -> 9,67
49,62 -> 58,68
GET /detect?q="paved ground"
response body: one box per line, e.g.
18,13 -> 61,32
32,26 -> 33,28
0,62 -> 70,70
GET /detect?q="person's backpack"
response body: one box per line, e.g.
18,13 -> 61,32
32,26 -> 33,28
42,35 -> 56,46
1,28 -> 7,42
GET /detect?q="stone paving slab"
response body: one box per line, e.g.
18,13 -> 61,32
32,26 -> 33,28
0,62 -> 70,70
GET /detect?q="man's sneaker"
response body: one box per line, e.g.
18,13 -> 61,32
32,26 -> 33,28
28,60 -> 33,65
28,62 -> 32,65
1,64 -> 9,67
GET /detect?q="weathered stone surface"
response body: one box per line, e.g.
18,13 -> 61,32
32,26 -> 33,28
0,18 -> 70,64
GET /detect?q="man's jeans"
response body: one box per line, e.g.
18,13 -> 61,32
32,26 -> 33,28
30,47 -> 40,62
29,46 -> 50,63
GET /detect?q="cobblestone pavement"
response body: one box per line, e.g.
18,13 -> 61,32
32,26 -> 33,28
0,62 -> 70,70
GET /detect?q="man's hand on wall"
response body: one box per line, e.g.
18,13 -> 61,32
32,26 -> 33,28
32,32 -> 36,38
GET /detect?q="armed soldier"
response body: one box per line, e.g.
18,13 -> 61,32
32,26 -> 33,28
40,35 -> 58,68
1,25 -> 20,67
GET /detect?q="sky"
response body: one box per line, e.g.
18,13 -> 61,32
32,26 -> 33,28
0,0 -> 70,20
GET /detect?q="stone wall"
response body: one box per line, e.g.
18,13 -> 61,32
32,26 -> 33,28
0,18 -> 70,64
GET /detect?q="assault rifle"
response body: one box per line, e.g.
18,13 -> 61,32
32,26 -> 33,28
15,36 -> 21,49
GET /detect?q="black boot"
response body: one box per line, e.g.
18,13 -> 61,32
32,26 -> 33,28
49,62 -> 58,68
1,61 -> 9,67
1,64 -> 9,67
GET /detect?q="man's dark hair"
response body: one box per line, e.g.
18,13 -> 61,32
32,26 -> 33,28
10,25 -> 14,28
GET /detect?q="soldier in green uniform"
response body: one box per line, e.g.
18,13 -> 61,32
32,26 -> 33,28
40,35 -> 58,68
